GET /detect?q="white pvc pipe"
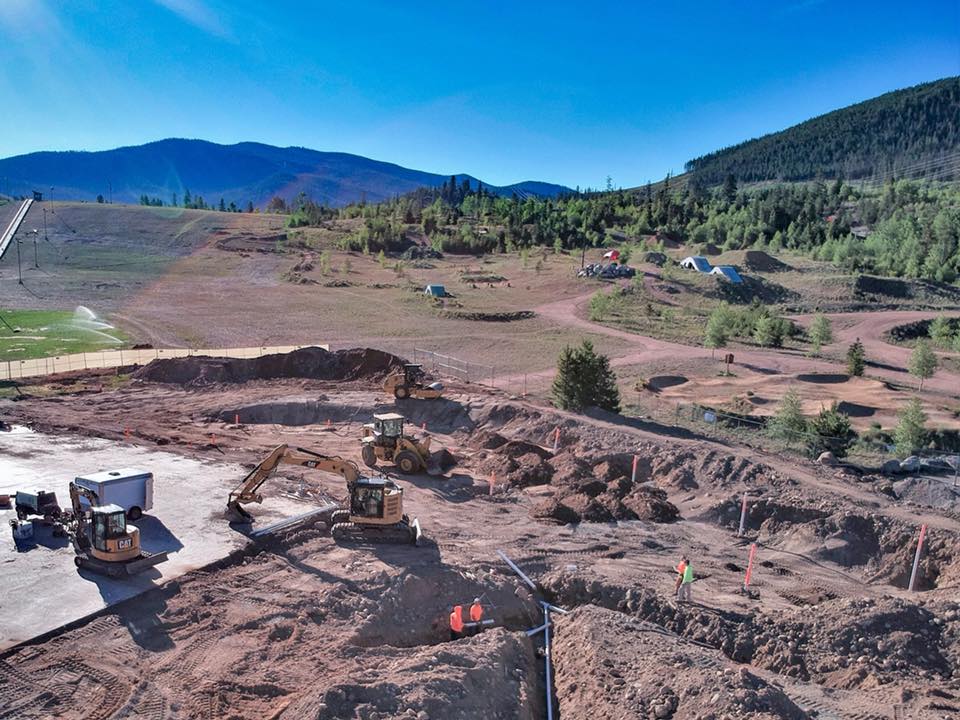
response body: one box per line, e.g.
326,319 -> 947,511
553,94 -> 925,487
738,493 -> 748,537
497,549 -> 538,591
543,603 -> 554,720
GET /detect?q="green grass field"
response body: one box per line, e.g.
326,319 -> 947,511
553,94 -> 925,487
0,309 -> 128,361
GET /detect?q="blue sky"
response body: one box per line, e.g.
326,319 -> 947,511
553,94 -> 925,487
0,1 -> 956,189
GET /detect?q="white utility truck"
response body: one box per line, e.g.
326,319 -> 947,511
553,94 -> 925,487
74,469 -> 154,521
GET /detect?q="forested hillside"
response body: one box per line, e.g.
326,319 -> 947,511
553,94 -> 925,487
311,174 -> 959,284
685,77 -> 960,184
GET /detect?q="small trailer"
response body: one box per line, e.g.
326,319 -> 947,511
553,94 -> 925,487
74,469 -> 154,521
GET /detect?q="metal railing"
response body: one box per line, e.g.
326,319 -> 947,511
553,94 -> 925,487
412,348 -> 495,386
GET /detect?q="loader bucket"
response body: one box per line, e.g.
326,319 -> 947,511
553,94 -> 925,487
426,448 -> 456,476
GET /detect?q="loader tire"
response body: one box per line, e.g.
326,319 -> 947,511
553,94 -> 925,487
395,451 -> 420,474
394,385 -> 410,399
361,444 -> 377,468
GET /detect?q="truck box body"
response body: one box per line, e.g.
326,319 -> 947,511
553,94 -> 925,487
74,469 -> 154,519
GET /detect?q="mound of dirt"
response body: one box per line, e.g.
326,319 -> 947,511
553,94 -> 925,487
743,250 -> 792,272
553,605 -> 807,720
474,443 -> 682,524
894,476 -> 960,512
134,347 -> 405,387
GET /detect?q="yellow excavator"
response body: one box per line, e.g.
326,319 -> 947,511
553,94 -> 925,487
67,482 -> 169,577
360,413 -> 442,474
226,444 -> 420,544
383,364 -> 444,400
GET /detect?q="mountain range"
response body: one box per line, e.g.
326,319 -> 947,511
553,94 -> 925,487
0,139 -> 570,207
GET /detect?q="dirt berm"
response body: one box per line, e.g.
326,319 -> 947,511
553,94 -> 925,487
133,347 -> 404,387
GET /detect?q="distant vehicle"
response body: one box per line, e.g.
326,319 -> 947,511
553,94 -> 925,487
74,469 -> 154,521
14,490 -> 62,521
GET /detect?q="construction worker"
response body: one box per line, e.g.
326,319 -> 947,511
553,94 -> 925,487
675,555 -> 693,602
449,604 -> 465,640
468,599 -> 483,636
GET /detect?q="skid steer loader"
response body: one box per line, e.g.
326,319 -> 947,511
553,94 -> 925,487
383,364 -> 443,400
360,413 -> 445,475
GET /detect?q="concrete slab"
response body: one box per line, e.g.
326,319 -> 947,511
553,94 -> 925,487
0,427 -> 319,648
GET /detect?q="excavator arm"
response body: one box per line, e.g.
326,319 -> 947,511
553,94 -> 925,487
226,444 -> 361,523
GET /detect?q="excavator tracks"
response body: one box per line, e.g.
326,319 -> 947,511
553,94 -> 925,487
331,522 -> 416,545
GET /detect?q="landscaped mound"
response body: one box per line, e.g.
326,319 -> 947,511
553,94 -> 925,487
134,347 -> 405,387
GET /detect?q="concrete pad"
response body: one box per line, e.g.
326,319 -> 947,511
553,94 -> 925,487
0,427 -> 318,648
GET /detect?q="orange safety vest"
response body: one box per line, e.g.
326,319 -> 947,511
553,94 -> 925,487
449,605 -> 464,633
676,560 -> 686,576
469,602 -> 483,623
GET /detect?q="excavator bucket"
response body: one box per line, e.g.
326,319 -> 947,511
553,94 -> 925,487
225,502 -> 255,524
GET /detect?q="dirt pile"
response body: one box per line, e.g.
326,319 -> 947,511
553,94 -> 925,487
283,630 -> 542,720
553,605 -> 807,719
742,250 -> 792,272
532,450 -> 679,524
134,347 -> 405,387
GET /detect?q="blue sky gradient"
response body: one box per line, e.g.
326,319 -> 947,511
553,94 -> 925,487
0,1 -> 956,188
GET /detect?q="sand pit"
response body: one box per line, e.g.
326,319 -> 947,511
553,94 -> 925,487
134,347 -> 404,387
646,374 -> 688,391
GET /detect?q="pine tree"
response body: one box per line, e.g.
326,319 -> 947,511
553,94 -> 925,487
808,313 -> 833,355
551,341 -> 620,413
894,398 -> 928,455
929,315 -> 953,347
723,173 -> 737,203
768,387 -> 806,443
808,402 -> 856,458
246,200 -> 254,213
954,331 -> 960,353
846,339 -> 866,376
704,304 -> 730,358
909,339 -> 938,390
753,316 -> 778,347
218,197 -> 226,212
183,188 -> 192,208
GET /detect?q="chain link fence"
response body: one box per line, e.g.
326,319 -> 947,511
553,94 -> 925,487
1,344 -> 329,381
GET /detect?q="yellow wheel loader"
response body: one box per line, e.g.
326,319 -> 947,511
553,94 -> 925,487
360,413 -> 443,475
67,483 -> 168,577
383,364 -> 444,400
226,444 -> 420,544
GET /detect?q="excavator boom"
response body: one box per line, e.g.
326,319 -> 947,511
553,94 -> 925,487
226,444 -> 360,523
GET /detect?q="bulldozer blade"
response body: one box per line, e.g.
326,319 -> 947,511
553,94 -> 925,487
124,550 -> 169,575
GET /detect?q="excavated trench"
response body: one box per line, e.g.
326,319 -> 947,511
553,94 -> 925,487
215,397 -> 476,434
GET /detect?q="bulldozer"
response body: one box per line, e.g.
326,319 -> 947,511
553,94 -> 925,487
226,444 -> 420,544
383,364 -> 443,400
66,482 -> 168,577
360,412 -> 442,475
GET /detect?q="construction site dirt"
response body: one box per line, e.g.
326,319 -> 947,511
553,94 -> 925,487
0,349 -> 958,719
